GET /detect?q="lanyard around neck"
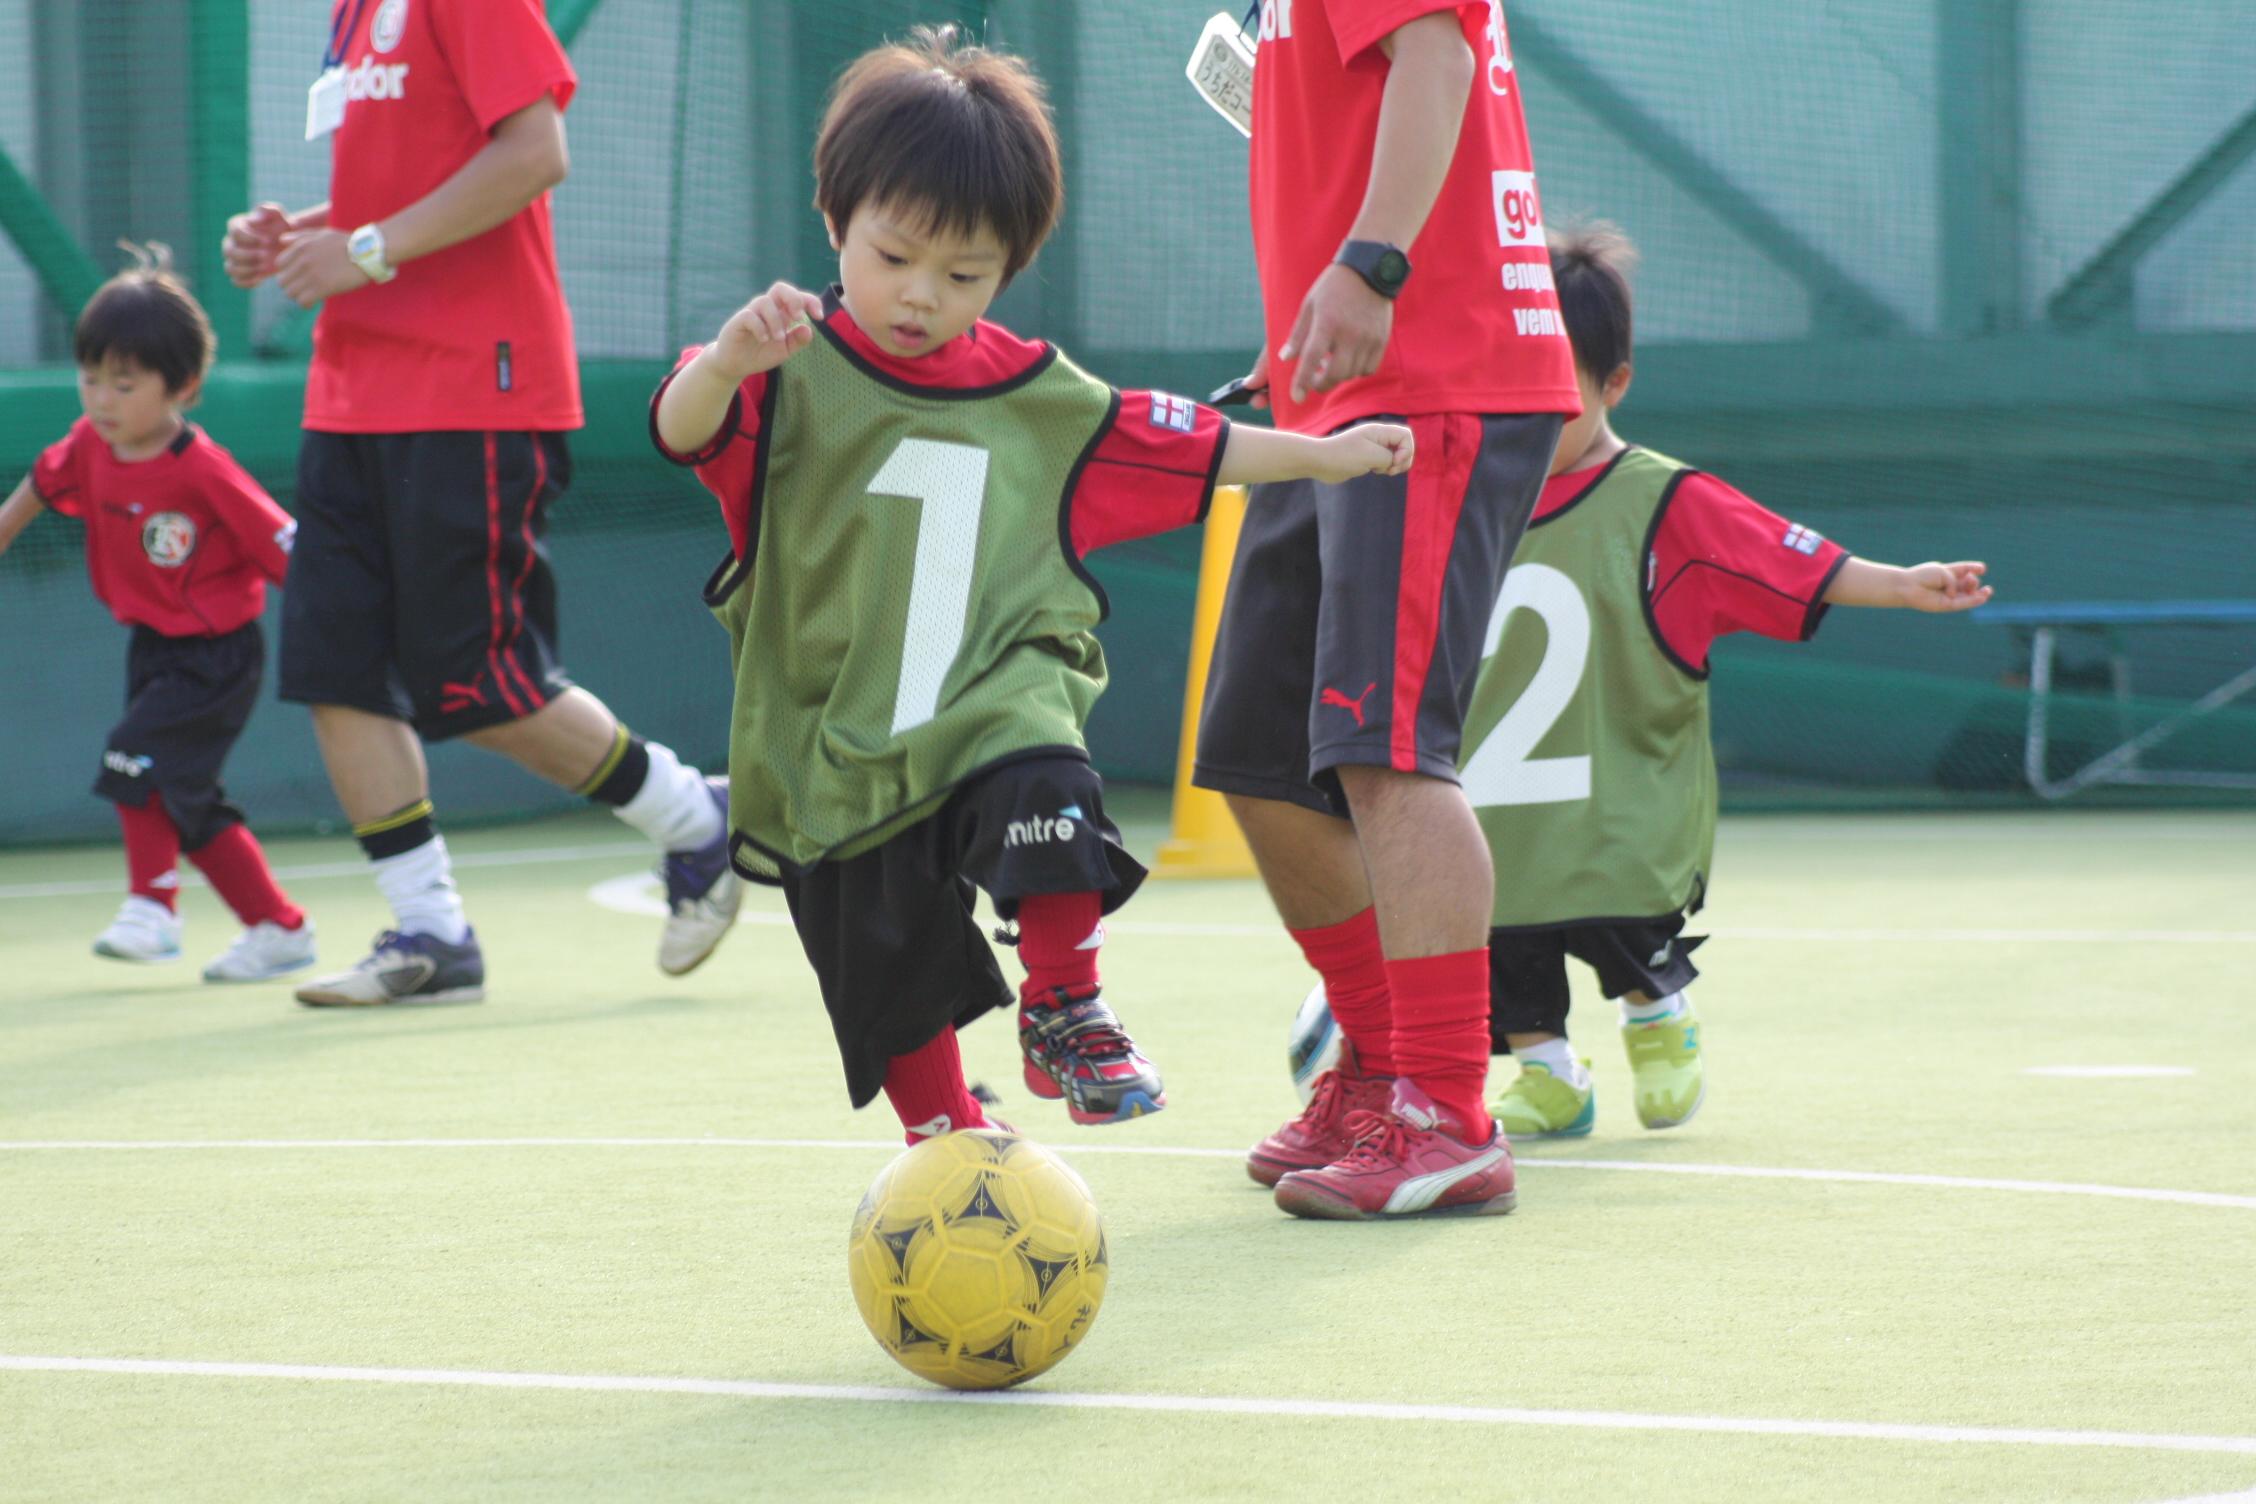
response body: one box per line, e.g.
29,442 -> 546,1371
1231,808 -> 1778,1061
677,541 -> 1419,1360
323,0 -> 376,70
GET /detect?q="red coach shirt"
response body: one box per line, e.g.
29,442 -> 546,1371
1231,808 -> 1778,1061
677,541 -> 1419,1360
1250,0 -> 1580,434
651,300 -> 1231,565
33,420 -> 296,638
1535,453 -> 1850,671
305,0 -> 582,434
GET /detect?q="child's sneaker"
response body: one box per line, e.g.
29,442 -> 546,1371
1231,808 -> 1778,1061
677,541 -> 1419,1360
92,897 -> 182,963
1491,1059 -> 1596,1139
1272,1079 -> 1517,1221
1018,986 -> 1166,1125
202,919 -> 318,983
294,928 -> 485,1007
657,776 -> 741,976
1246,1040 -> 1395,1187
1623,1003 -> 1704,1129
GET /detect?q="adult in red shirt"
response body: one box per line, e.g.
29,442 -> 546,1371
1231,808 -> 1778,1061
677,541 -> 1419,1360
1193,0 -> 1583,1219
221,0 -> 736,1007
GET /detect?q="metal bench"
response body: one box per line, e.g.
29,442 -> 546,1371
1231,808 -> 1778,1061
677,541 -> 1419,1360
1972,600 -> 2256,799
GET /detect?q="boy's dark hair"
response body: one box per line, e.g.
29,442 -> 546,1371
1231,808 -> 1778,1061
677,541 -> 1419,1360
74,243 -> 217,396
814,25 -> 1063,283
1549,220 -> 1639,380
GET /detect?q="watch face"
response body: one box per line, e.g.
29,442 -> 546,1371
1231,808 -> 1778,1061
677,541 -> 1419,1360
1376,249 -> 1410,288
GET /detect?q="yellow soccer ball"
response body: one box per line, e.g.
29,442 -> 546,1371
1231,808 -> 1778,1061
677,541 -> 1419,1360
847,1128 -> 1108,1390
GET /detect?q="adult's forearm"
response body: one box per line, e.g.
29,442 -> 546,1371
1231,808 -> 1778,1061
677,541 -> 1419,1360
1348,19 -> 1476,248
375,108 -> 565,265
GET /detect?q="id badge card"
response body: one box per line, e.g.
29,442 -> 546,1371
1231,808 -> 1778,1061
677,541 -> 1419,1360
306,66 -> 347,139
1185,12 -> 1255,137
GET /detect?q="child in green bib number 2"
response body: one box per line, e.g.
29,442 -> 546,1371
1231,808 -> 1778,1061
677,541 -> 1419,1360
652,27 -> 1410,1145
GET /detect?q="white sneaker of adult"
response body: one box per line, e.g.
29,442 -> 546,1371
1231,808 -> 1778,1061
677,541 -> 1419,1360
92,896 -> 183,963
202,918 -> 318,983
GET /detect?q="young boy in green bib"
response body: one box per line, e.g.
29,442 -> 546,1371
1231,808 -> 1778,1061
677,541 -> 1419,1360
653,27 -> 1411,1143
1467,223 -> 1991,1136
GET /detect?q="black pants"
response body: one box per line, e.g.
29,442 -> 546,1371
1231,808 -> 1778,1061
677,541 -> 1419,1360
94,622 -> 263,850
1488,918 -> 1704,1050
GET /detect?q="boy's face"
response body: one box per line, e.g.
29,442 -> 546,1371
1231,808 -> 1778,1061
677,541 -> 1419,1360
830,202 -> 1008,358
77,357 -> 185,454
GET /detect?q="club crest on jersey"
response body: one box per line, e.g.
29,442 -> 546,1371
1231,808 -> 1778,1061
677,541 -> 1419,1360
371,0 -> 409,54
142,512 -> 197,568
1148,393 -> 1196,433
1782,523 -> 1824,556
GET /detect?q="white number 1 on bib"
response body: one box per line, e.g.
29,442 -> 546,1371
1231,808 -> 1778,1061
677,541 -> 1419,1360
866,438 -> 991,737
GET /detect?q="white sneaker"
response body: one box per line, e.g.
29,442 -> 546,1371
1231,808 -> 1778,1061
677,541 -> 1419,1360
93,896 -> 183,963
202,918 -> 318,983
656,776 -> 742,976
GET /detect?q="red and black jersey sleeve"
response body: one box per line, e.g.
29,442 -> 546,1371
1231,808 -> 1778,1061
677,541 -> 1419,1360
1647,470 -> 1850,672
430,0 -> 577,128
29,420 -> 92,517
192,437 -> 297,584
1066,391 -> 1230,557
649,345 -> 769,561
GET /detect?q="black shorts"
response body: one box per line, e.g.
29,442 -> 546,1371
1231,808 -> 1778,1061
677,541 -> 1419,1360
1192,412 -> 1561,816
279,430 -> 574,741
94,622 -> 263,850
1488,918 -> 1705,1049
778,755 -> 1147,1108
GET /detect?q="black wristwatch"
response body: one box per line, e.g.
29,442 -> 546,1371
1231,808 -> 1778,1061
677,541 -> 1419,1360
1335,239 -> 1411,299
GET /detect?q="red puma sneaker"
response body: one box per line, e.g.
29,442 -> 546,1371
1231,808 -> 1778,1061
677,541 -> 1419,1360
1245,1040 -> 1396,1187
1272,1079 -> 1517,1221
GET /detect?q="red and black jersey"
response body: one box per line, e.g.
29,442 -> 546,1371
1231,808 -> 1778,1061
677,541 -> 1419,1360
651,297 -> 1231,563
1533,451 -> 1849,671
33,419 -> 296,638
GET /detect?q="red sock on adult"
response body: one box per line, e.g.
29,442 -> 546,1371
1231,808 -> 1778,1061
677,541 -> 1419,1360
1289,906 -> 1395,1076
881,1028 -> 991,1144
1015,891 -> 1103,1012
116,801 -> 182,912
1386,949 -> 1494,1141
187,824 -> 305,930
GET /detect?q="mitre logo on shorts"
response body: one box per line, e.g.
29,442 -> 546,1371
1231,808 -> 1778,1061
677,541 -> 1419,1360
1005,805 -> 1083,848
345,56 -> 411,102
1492,171 -> 1545,250
141,512 -> 197,568
370,0 -> 409,53
103,749 -> 154,779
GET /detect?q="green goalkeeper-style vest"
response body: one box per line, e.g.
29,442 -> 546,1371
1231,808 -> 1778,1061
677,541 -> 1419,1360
704,317 -> 1120,880
1461,446 -> 1716,929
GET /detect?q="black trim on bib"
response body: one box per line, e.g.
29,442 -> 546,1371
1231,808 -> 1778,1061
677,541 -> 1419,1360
1054,387 -> 1124,623
1529,445 -> 1635,530
1639,467 -> 1709,681
1193,414 -> 1232,525
814,286 -> 1060,401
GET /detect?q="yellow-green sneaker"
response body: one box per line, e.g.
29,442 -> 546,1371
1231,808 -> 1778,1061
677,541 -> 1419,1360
1490,1060 -> 1596,1139
1622,1005 -> 1704,1129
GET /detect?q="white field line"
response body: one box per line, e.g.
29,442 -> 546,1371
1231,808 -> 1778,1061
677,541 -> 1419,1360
0,1355 -> 2251,1455
0,842 -> 650,900
2022,1066 -> 2196,1079
2146,1488 -> 2256,1503
2,1137 -> 2250,1211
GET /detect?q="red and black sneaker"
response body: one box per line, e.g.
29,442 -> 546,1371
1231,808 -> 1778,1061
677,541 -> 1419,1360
1018,986 -> 1167,1125
1271,1079 -> 1517,1221
1246,1039 -> 1396,1187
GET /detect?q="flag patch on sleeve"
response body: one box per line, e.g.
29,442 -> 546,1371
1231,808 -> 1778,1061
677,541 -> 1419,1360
1148,393 -> 1197,433
1782,523 -> 1824,555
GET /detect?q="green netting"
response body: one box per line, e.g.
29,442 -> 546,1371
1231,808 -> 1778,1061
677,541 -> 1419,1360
3,1 -> 2254,844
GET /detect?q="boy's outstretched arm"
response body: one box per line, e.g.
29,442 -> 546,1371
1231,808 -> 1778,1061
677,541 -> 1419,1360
1824,557 -> 1991,612
0,477 -> 44,564
1217,421 -> 1414,487
655,281 -> 827,456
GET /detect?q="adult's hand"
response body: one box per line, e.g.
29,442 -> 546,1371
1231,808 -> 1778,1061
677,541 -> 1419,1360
222,203 -> 292,289
1279,263 -> 1394,406
274,228 -> 373,308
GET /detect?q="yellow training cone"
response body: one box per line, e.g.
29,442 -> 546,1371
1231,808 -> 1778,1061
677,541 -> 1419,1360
1155,485 -> 1257,879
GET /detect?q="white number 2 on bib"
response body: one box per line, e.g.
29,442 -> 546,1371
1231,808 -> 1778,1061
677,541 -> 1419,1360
1460,562 -> 1592,807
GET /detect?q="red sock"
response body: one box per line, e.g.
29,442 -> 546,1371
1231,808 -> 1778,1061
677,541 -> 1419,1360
186,824 -> 304,929
1289,906 -> 1395,1076
881,1028 -> 990,1144
116,801 -> 182,912
1386,949 -> 1494,1141
1015,891 -> 1103,1012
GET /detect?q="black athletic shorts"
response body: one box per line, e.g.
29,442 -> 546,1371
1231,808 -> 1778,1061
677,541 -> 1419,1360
1488,917 -> 1705,1049
279,430 -> 573,741
93,622 -> 262,850
1193,412 -> 1562,816
778,755 -> 1147,1109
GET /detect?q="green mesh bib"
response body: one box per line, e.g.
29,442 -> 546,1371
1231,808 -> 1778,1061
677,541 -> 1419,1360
1460,447 -> 1716,928
706,324 -> 1118,879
